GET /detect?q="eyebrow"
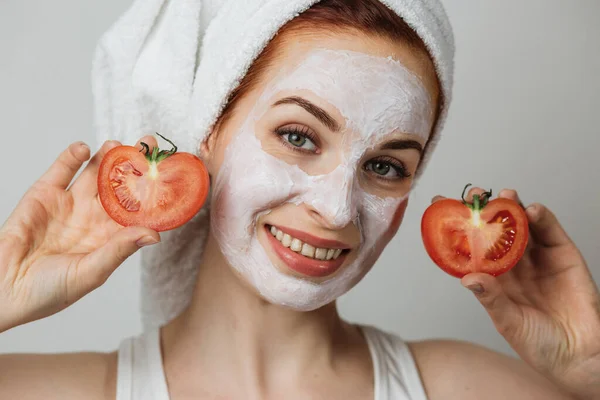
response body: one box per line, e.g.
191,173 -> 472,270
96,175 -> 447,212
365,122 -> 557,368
272,96 -> 341,132
379,139 -> 424,154
272,96 -> 424,154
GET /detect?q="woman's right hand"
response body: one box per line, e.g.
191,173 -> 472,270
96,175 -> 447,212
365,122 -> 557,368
0,139 -> 160,332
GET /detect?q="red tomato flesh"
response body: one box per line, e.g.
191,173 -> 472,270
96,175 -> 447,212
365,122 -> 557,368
98,144 -> 209,232
421,194 -> 529,278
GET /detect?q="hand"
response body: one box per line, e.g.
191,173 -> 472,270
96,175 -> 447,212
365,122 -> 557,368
0,137 -> 161,332
433,187 -> 600,399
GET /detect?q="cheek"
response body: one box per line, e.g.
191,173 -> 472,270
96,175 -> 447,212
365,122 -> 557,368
210,125 -> 301,228
254,128 -> 291,166
390,199 -> 409,232
203,112 -> 251,177
376,199 -> 409,246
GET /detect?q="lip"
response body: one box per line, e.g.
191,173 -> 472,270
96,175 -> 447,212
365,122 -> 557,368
264,225 -> 349,278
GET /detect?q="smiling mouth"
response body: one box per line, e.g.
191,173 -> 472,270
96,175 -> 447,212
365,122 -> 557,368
264,224 -> 351,278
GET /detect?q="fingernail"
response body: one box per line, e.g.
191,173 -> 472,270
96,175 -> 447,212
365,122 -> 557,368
78,142 -> 90,150
136,236 -> 159,247
466,283 -> 484,294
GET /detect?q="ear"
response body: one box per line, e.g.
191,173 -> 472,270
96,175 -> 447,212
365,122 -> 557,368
199,124 -> 220,163
199,138 -> 211,161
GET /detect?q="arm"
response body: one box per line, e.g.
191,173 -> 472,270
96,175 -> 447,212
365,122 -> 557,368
431,187 -> 600,400
0,138 -> 159,398
410,340 -> 574,400
0,137 -> 160,333
0,352 -> 117,400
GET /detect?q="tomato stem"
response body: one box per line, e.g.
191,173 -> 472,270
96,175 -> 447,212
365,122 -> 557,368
140,142 -> 150,155
461,183 -> 493,211
140,132 -> 178,164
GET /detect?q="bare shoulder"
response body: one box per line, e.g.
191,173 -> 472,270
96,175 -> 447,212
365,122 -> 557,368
408,339 -> 571,400
0,351 -> 117,400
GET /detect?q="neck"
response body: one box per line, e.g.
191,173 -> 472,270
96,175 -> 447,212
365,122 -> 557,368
161,232 -> 365,397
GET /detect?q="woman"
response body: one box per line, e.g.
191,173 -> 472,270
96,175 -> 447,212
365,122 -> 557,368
0,0 -> 598,399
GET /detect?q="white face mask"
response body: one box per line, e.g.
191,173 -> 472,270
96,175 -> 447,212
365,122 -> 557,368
210,49 -> 434,311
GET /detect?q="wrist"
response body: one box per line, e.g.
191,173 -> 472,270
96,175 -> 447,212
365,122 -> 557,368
559,377 -> 600,400
548,356 -> 600,400
572,388 -> 600,400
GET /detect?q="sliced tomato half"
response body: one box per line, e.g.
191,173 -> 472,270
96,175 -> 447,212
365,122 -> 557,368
98,134 -> 209,232
421,185 -> 529,278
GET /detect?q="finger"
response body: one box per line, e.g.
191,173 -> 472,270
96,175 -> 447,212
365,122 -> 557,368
498,188 -> 525,209
431,186 -> 488,205
135,135 -> 159,152
525,203 -> 571,248
76,227 -> 160,292
461,273 -> 524,341
431,195 -> 446,203
39,142 -> 91,189
69,140 -> 121,196
464,186 -> 487,203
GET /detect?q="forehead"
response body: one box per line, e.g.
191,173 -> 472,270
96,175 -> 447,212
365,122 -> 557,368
264,31 -> 440,104
259,48 -> 434,142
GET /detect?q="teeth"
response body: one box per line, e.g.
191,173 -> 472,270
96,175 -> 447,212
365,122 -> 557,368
281,234 -> 292,248
290,238 -> 303,252
315,248 -> 327,260
301,244 -> 315,258
326,249 -> 335,260
269,226 -> 346,261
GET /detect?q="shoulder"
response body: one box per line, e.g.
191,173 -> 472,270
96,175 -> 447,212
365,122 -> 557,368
408,339 -> 571,400
0,351 -> 118,400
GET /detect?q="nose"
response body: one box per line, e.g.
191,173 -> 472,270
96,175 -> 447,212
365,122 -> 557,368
305,167 -> 358,230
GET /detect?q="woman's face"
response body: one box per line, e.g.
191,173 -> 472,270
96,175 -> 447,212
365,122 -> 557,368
202,31 -> 440,311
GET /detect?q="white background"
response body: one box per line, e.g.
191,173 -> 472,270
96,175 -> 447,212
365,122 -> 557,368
0,0 -> 598,357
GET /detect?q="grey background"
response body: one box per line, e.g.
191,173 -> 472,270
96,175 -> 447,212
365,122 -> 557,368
0,0 -> 598,357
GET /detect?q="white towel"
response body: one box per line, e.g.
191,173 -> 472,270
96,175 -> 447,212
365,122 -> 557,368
92,0 -> 455,329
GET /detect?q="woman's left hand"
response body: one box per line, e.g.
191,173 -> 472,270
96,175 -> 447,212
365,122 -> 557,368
434,188 -> 600,399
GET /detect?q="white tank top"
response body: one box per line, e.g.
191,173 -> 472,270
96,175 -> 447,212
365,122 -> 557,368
116,325 -> 428,400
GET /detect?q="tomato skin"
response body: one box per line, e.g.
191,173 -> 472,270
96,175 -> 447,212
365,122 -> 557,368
421,197 -> 529,278
98,146 -> 209,232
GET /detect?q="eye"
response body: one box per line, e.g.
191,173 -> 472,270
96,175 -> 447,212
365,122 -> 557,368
275,126 -> 318,153
364,157 -> 411,181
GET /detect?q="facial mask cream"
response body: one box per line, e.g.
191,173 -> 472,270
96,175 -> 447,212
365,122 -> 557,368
210,49 -> 434,310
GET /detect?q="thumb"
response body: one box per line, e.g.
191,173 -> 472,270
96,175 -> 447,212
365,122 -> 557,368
461,273 -> 524,341
77,227 -> 160,292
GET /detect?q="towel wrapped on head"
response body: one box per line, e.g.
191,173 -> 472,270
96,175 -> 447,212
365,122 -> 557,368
92,0 -> 455,329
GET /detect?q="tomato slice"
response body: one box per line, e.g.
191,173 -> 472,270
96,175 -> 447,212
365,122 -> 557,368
98,135 -> 209,232
421,185 -> 529,278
